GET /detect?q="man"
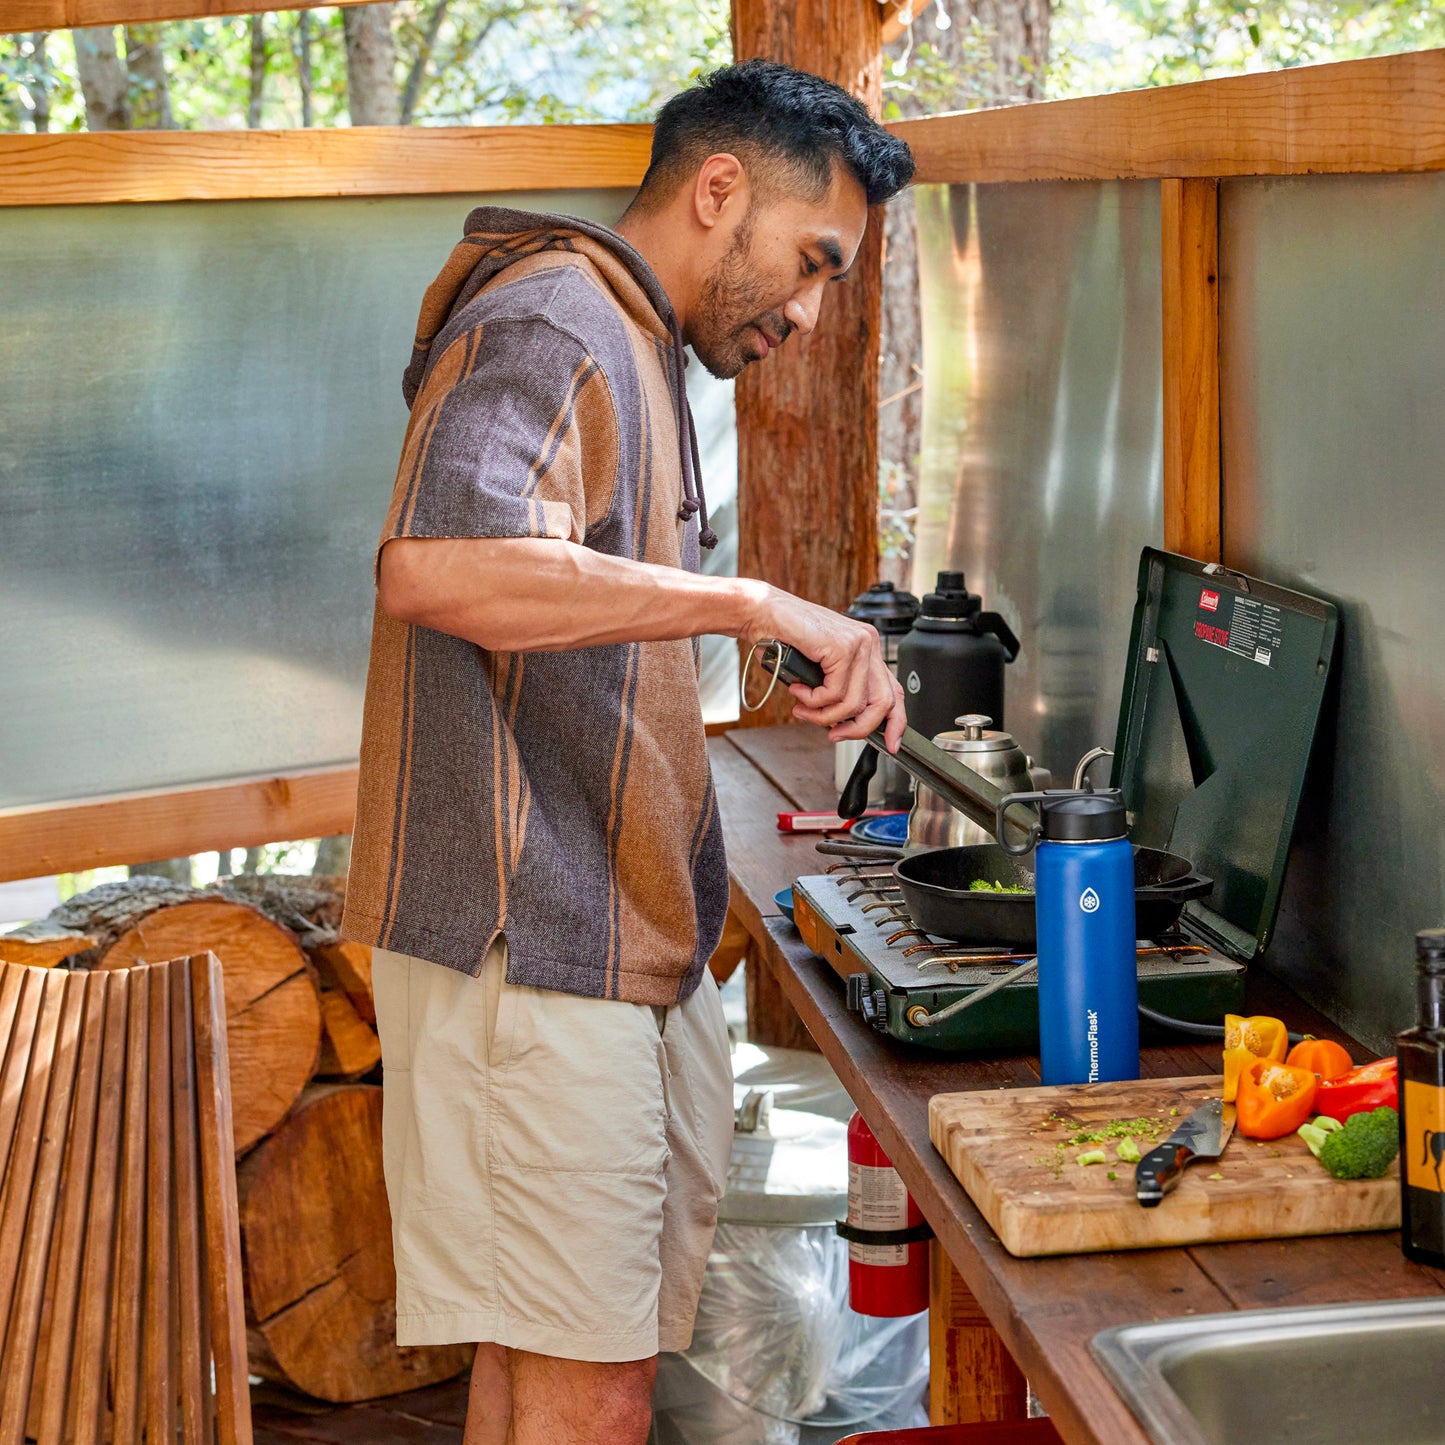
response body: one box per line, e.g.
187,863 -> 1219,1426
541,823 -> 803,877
340,60 -> 914,1445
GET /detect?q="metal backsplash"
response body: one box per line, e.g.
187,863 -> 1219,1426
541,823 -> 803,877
0,191 -> 739,811
1221,173 -> 1445,1052
911,181 -> 1164,778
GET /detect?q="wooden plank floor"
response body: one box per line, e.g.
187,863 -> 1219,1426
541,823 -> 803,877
252,1377 -> 470,1445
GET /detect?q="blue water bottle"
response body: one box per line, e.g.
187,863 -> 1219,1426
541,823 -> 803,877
998,789 -> 1140,1085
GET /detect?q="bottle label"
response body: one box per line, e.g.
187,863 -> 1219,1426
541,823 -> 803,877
847,1162 -> 909,1266
1404,1080 -> 1445,1194
1079,887 -> 1101,913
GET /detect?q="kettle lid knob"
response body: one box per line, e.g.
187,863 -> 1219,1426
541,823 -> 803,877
954,714 -> 992,740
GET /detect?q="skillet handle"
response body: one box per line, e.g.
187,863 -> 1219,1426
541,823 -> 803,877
838,746 -> 879,820
1146,872 -> 1213,901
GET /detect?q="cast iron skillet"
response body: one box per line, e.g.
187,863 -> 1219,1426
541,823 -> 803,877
893,843 -> 1212,948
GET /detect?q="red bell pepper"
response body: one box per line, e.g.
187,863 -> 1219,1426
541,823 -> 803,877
1314,1057 -> 1398,1122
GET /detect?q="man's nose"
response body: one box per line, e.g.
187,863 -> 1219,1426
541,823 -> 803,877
784,286 -> 825,338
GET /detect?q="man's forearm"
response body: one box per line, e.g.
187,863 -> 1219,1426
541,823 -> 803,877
379,536 -> 770,652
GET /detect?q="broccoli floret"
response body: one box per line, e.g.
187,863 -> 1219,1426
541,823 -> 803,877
1317,1106 -> 1399,1180
1116,1137 -> 1142,1163
1297,1116 -> 1343,1158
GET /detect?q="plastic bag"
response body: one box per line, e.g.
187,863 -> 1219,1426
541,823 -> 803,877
651,1221 -> 929,1445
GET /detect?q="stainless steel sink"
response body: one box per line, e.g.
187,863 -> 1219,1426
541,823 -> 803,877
1090,1297 -> 1445,1445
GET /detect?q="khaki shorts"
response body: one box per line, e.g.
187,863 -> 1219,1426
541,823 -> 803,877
372,941 -> 733,1362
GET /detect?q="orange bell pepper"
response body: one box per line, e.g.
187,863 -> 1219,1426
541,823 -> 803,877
1222,1014 -> 1289,1102
1285,1038 -> 1353,1082
1236,1059 -> 1318,1139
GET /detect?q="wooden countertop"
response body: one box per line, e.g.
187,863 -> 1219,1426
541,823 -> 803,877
709,723 -> 1445,1445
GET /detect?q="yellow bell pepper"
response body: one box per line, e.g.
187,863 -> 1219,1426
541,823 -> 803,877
1222,1013 -> 1289,1102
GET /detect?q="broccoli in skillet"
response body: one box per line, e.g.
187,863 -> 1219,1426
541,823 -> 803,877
1299,1106 -> 1400,1180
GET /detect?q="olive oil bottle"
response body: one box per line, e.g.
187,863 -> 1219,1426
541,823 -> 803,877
1398,928 -> 1445,1267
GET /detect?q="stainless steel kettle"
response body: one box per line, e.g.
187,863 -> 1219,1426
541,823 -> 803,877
907,715 -> 1052,848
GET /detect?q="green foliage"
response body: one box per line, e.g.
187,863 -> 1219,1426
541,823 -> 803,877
1,0 -> 731,133
1047,0 -> 1445,98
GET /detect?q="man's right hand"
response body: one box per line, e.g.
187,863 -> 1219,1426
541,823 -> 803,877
744,584 -> 907,753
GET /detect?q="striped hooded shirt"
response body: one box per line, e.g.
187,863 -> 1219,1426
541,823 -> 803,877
341,208 -> 728,1006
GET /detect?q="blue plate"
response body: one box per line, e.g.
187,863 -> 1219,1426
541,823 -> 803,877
850,813 -> 909,847
774,887 -> 796,924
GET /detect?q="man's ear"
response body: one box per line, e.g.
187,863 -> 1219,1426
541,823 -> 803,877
692,153 -> 748,230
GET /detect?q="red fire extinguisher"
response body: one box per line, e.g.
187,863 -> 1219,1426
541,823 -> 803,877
838,1111 -> 931,1316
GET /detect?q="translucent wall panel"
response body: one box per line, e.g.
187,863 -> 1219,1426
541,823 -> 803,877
912,181 -> 1163,778
0,191 -> 738,809
1220,173 -> 1445,1052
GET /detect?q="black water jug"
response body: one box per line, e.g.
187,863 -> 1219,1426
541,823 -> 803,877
896,572 -> 1020,740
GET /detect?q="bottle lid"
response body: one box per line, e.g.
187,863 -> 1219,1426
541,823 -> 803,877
1040,789 -> 1128,843
845,580 -> 921,635
919,570 -> 983,622
1416,929 -> 1445,970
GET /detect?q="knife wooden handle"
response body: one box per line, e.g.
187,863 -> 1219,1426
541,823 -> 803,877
1136,1141 -> 1195,1207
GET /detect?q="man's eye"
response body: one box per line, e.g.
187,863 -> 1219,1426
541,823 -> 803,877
803,257 -> 820,276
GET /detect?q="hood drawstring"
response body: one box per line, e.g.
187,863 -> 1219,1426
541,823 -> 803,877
669,315 -> 718,550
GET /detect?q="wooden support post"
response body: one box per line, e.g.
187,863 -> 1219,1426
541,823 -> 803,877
929,1242 -> 1028,1425
730,0 -> 885,727
1161,177 -> 1222,563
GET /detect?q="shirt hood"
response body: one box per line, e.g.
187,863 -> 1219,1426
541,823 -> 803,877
404,206 -> 716,548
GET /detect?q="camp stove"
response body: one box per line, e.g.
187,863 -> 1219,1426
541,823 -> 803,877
785,545 -> 1340,1055
791,866 -> 1245,1054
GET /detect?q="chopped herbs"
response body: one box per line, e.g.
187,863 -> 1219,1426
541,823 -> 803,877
967,878 -> 1033,894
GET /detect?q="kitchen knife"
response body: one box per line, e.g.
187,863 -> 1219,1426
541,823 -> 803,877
1135,1099 -> 1235,1207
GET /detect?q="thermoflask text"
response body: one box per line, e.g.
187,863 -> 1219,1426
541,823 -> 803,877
999,789 -> 1140,1086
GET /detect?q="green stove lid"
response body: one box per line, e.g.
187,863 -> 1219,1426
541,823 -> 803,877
1111,549 -> 1338,961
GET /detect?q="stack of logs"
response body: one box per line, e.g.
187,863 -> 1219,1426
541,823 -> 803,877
0,875 -> 473,1403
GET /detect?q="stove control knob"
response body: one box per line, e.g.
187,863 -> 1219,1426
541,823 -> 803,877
862,988 -> 889,1031
846,973 -> 870,1012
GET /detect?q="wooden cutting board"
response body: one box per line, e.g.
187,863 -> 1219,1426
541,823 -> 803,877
929,1075 -> 1400,1258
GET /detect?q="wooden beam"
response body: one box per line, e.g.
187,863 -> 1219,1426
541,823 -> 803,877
0,124 -> 651,208
730,0 -> 885,726
1,0 -> 374,33
892,48 -> 1445,183
1161,177 -> 1221,563
0,767 -> 357,884
929,1243 -> 1028,1426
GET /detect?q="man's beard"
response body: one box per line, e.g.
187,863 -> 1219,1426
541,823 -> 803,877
690,215 -> 790,381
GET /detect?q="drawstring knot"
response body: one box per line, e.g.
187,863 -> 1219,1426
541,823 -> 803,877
677,497 -> 701,520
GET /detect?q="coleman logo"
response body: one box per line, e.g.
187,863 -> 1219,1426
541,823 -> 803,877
905,671 -> 921,694
1200,589 -> 1221,612
1080,888 -> 1101,913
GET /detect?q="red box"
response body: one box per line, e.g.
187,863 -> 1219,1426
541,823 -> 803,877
833,1420 -> 1063,1444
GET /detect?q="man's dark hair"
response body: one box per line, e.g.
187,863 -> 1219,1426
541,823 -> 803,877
637,60 -> 914,209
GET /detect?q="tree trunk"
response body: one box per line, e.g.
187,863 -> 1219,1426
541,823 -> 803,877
312,833 -> 351,877
130,857 -> 192,884
296,10 -> 314,127
29,33 -> 52,132
248,14 -> 267,128
238,1085 -> 473,1401
124,23 -> 174,129
400,0 -> 449,124
73,26 -> 129,130
731,0 -> 886,727
879,0 -> 1051,585
343,4 -> 401,126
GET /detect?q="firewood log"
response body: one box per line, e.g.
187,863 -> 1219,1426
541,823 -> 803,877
96,897 -> 322,1154
237,1085 -> 472,1402
316,988 -> 381,1079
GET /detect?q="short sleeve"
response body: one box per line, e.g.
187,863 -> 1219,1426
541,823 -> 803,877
377,314 -> 619,570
